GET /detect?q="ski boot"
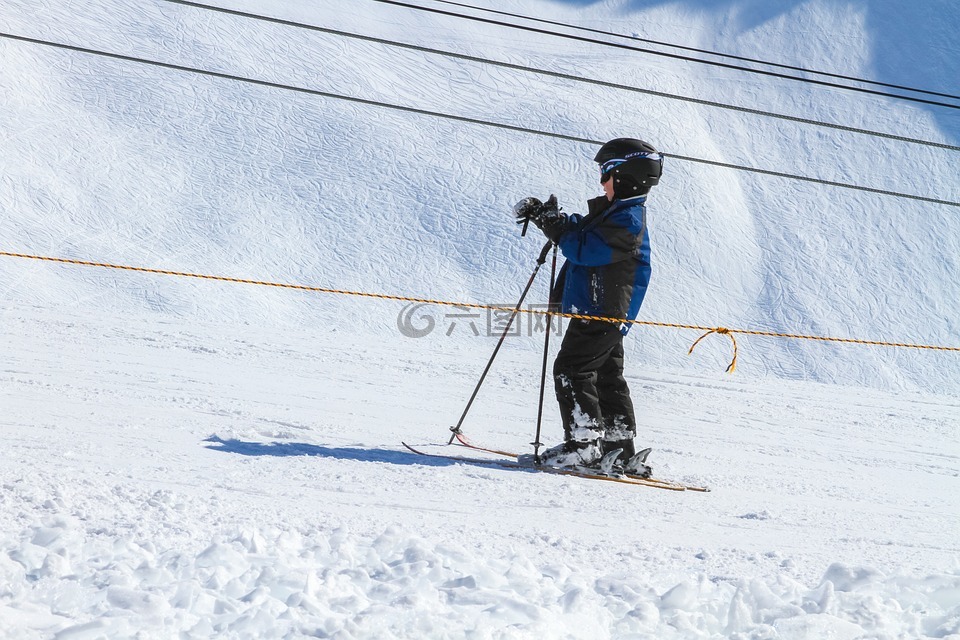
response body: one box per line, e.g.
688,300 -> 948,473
524,439 -> 602,468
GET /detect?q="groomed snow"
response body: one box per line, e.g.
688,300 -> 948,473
2,0 -> 959,637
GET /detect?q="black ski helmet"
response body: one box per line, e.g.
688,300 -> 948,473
594,138 -> 663,198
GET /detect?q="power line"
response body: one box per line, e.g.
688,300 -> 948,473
427,0 -> 960,102
157,0 -> 960,153
2,32 -> 958,208
369,0 -> 960,111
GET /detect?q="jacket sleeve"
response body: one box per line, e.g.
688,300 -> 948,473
557,207 -> 643,267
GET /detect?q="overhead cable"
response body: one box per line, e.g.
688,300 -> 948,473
368,0 -> 960,111
157,0 -> 960,153
2,32 -> 958,208
427,0 -> 960,101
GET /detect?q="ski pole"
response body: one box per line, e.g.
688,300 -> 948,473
531,243 -> 558,463
448,240 -> 553,443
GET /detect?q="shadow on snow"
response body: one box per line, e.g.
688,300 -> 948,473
203,435 -> 506,470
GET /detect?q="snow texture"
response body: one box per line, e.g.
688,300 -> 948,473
1,0 -> 959,637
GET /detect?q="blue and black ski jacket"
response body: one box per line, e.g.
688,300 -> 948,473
552,195 -> 651,335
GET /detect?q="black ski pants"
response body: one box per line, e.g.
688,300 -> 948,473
553,318 -> 636,444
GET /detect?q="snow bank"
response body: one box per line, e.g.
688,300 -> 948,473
2,477 -> 959,639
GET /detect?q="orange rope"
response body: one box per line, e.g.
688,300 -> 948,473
688,327 -> 738,372
3,251 -> 958,372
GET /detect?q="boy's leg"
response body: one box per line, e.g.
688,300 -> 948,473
553,319 -> 623,444
596,337 -> 637,461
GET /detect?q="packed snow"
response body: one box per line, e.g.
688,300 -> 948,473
1,0 -> 959,637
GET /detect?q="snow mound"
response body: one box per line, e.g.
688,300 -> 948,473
4,488 -> 959,639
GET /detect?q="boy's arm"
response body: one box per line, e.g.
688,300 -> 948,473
558,208 -> 643,267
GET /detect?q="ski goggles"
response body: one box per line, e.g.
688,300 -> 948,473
599,159 -> 626,183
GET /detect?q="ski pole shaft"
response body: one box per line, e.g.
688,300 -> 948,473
448,241 -> 553,443
532,244 -> 558,463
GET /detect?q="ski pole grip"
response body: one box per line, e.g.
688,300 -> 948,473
536,240 -> 553,263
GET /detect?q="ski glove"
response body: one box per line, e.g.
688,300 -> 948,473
513,194 -> 568,243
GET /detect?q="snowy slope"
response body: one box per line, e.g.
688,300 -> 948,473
2,0 -> 959,391
2,309 -> 960,637
2,0 -> 960,637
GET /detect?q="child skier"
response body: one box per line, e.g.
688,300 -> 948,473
514,138 -> 663,475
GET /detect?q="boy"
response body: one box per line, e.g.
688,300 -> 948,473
514,138 -> 663,475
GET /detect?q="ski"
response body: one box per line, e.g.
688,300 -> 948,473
452,431 -> 517,458
451,431 -> 710,492
402,441 -> 687,490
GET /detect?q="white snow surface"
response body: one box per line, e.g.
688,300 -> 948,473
1,0 -> 960,637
